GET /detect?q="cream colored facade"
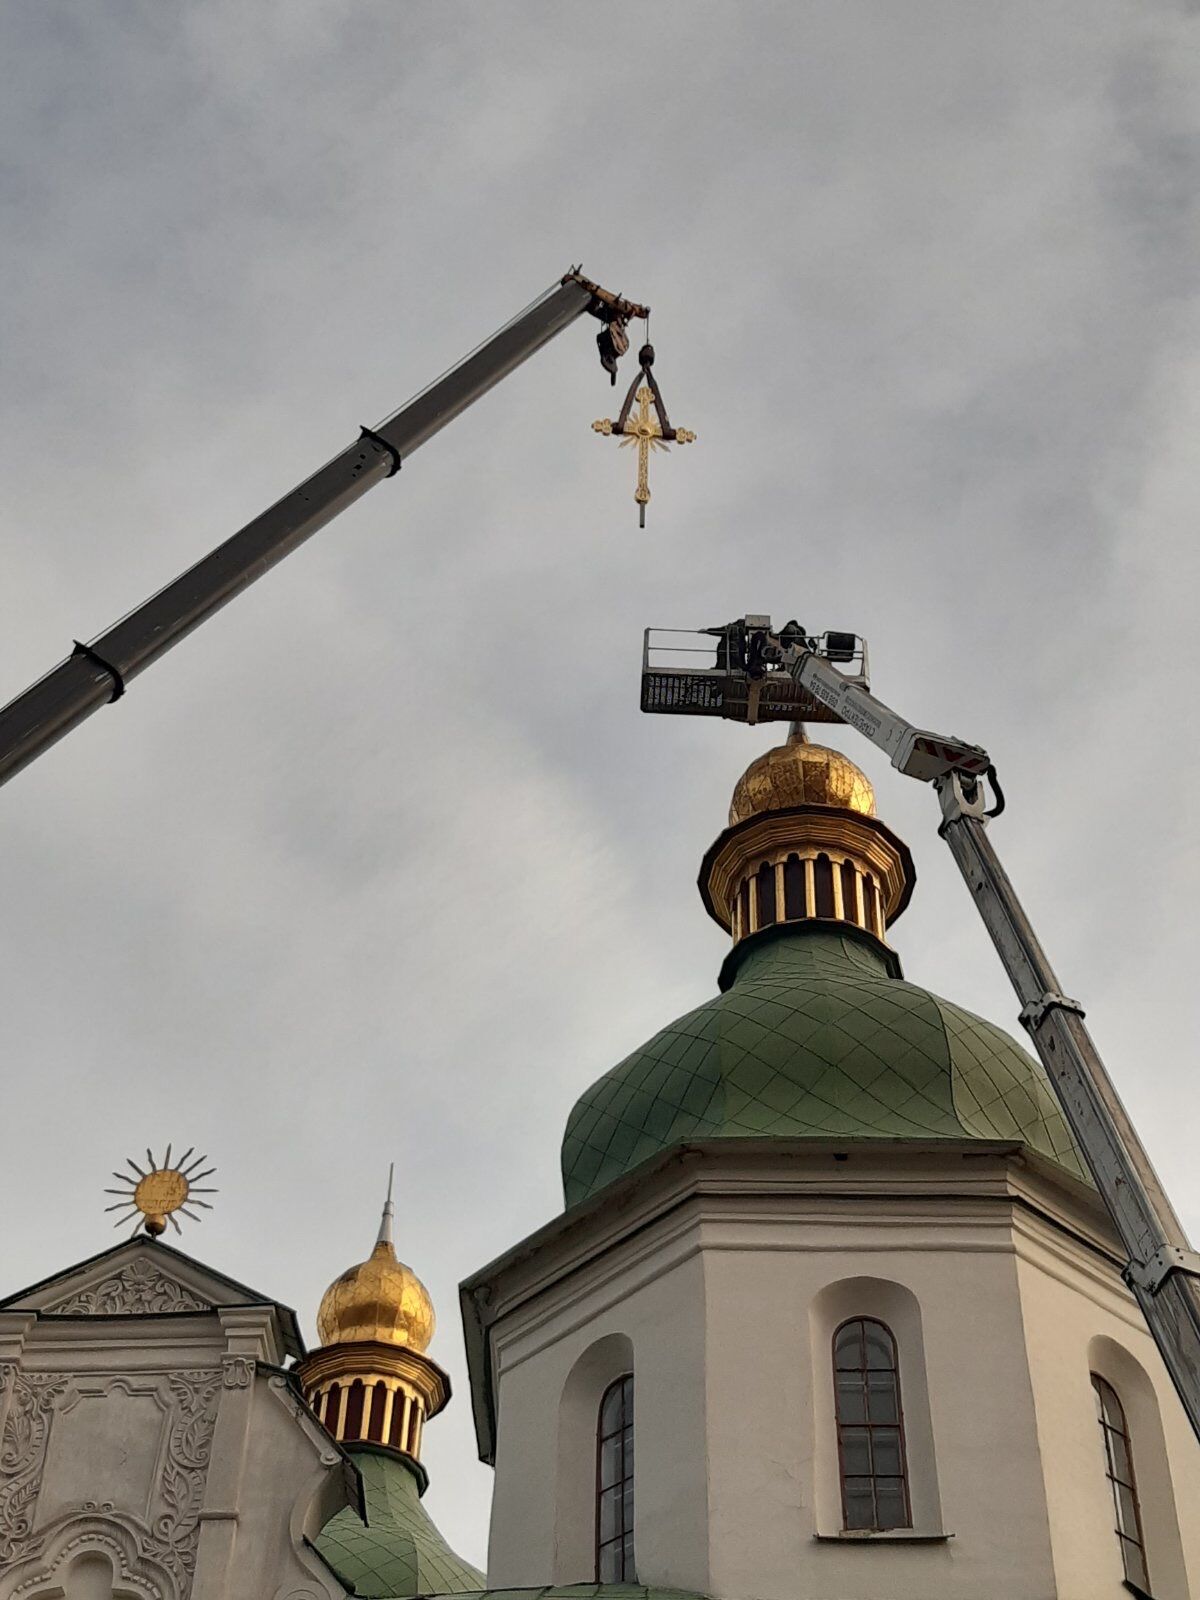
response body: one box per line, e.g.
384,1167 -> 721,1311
0,1238 -> 353,1600
463,1139 -> 1200,1600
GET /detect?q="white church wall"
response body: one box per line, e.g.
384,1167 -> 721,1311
485,1213 -> 710,1594
474,1143 -> 1200,1600
1090,1334 -> 1188,1596
554,1332 -> 634,1581
1012,1211 -> 1198,1600
697,1201 -> 1057,1600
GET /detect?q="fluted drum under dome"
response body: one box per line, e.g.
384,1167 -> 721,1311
703,725 -> 914,948
298,1192 -> 449,1469
317,1240 -> 435,1352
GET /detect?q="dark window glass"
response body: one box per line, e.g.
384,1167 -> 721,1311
343,1379 -> 365,1440
839,860 -> 857,922
367,1382 -> 388,1443
864,877 -> 880,933
388,1393 -> 406,1451
322,1384 -> 341,1429
1092,1375 -> 1150,1592
597,1375 -> 635,1581
833,1319 -> 911,1530
756,862 -> 777,928
814,854 -> 835,919
738,879 -> 750,938
784,855 -> 806,920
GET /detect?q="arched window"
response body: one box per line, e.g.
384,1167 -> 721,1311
784,854 -> 806,920
833,1318 -> 911,1530
343,1377 -> 365,1438
322,1383 -> 342,1430
596,1374 -> 635,1581
814,853 -> 835,918
1092,1374 -> 1150,1593
864,876 -> 881,935
839,860 -> 857,923
756,861 -> 777,928
367,1382 -> 388,1442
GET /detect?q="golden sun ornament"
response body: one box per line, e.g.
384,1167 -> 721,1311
104,1147 -> 218,1237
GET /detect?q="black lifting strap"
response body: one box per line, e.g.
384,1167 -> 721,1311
359,427 -> 402,477
72,640 -> 125,701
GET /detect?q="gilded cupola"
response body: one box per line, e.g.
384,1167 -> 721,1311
700,724 -> 915,946
316,1231 -> 435,1352
729,729 -> 877,822
297,1175 -> 448,1462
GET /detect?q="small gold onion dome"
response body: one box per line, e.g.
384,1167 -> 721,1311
316,1189 -> 435,1353
729,725 -> 876,825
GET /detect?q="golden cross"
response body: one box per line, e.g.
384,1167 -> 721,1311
593,385 -> 695,527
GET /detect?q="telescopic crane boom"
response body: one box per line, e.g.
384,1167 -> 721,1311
642,615 -> 1200,1444
0,269 -> 647,790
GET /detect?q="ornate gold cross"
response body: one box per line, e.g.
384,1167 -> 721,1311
592,347 -> 694,527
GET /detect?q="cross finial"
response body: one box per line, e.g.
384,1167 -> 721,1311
376,1161 -> 395,1249
593,344 -> 694,527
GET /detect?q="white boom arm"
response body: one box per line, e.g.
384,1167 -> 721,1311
772,639 -> 1200,1442
787,650 -> 991,783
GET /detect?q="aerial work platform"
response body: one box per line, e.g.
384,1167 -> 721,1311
641,619 -> 868,724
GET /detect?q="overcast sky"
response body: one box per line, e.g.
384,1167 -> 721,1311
2,0 -> 1199,1566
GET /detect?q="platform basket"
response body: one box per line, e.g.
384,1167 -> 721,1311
640,629 -> 846,725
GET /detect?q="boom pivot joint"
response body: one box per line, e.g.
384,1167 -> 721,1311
1018,991 -> 1086,1030
563,266 -> 651,385
562,267 -> 650,324
1125,1247 -> 1200,1298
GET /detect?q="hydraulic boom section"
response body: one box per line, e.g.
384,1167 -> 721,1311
641,612 -> 1200,1445
0,268 -> 648,792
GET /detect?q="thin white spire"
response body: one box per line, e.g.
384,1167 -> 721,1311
376,1161 -> 395,1248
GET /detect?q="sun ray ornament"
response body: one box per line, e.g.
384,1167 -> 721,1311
593,337 -> 695,527
103,1146 -> 218,1237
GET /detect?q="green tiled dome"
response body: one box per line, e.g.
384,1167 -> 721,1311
562,925 -> 1086,1207
317,1447 -> 484,1599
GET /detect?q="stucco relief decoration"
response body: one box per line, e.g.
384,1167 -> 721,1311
222,1356 -> 255,1389
145,1371 -> 222,1593
5,1518 -> 172,1600
0,1371 -> 69,1566
47,1259 -> 211,1316
0,1368 -> 220,1600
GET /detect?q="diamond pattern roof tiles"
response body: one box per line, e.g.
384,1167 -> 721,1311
317,1448 -> 484,1599
562,926 -> 1086,1207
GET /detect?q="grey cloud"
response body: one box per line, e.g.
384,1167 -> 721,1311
1,0 -> 1198,1562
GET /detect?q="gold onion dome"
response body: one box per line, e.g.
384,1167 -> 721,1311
317,1188 -> 435,1353
729,725 -> 875,824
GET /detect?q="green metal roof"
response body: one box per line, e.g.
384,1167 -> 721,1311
562,924 -> 1086,1206
316,1447 -> 484,1599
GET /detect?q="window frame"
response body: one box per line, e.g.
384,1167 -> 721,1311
832,1316 -> 913,1532
1091,1373 -> 1151,1595
595,1372 -> 635,1582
